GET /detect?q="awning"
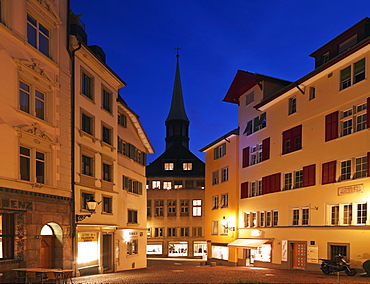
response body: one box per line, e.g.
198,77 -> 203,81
228,239 -> 269,249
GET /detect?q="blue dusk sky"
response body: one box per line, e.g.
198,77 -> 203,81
70,0 -> 370,163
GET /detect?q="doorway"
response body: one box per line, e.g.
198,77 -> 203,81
291,242 -> 306,270
40,225 -> 54,268
102,234 -> 113,272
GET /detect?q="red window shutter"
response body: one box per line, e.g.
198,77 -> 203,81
367,152 -> 370,177
325,111 -> 339,142
241,182 -> 248,199
262,176 -> 269,194
282,129 -> 291,154
292,125 -> 302,151
303,164 -> 316,187
262,137 -> 270,161
271,173 -> 281,193
242,147 -> 250,168
322,161 -> 336,184
367,97 -> 370,129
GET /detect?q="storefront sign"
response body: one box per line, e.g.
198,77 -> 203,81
307,245 -> 318,263
0,198 -> 32,210
78,233 -> 98,242
338,184 -> 363,196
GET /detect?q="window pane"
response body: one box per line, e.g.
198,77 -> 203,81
35,91 -> 45,120
19,82 -> 30,113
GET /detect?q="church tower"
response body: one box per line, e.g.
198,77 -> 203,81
146,52 -> 206,258
165,54 -> 190,150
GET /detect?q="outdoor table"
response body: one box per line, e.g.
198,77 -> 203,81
12,268 -> 73,283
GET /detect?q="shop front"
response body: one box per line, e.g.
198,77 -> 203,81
228,238 -> 272,266
0,188 -> 72,282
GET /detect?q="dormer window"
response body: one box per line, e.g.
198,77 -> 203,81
338,34 -> 357,54
164,163 -> 174,171
322,52 -> 329,64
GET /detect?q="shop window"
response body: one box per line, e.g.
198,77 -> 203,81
0,214 -> 14,259
146,243 -> 162,254
169,242 -> 188,256
27,14 -> 49,56
212,246 -> 228,260
127,239 -> 138,255
20,146 -> 46,184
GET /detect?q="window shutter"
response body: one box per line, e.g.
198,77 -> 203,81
325,111 -> 339,141
123,176 -> 128,190
214,148 -> 218,159
303,164 -> 316,187
322,161 -> 336,184
262,175 -> 270,194
367,152 -> 370,177
367,97 -> 370,129
242,147 -> 250,168
262,137 -> 270,161
282,128 -> 291,154
138,182 -> 143,195
241,182 -> 248,199
271,173 -> 281,193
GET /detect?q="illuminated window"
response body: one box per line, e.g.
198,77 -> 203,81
163,181 -> 172,190
164,163 -> 174,170
152,181 -> 160,189
0,214 -> 14,259
192,200 -> 202,216
183,163 -> 192,171
174,180 -> 183,189
127,239 -> 138,255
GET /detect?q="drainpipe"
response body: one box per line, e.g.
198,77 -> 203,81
69,34 -> 82,275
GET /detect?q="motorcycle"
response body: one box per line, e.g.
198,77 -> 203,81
319,254 -> 356,276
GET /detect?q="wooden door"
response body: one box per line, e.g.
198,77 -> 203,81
103,234 -> 113,272
292,242 -> 306,270
40,235 -> 54,268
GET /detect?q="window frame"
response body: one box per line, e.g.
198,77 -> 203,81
288,96 -> 297,115
102,87 -> 112,113
27,13 -> 50,57
192,199 -> 202,217
340,58 -> 366,90
19,146 -> 46,184
19,80 -> 48,121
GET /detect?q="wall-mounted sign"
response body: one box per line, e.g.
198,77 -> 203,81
338,184 -> 363,196
78,233 -> 98,242
0,198 -> 32,210
282,240 -> 287,261
307,245 -> 318,263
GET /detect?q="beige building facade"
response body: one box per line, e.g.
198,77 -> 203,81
222,18 -> 370,271
0,0 -> 72,280
70,17 -> 153,275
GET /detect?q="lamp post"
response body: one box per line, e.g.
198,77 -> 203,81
76,199 -> 100,222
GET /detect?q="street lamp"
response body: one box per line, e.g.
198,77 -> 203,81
76,199 -> 101,222
221,216 -> 235,231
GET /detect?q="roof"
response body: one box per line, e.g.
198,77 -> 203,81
165,56 -> 189,122
199,128 -> 239,152
223,70 -> 291,104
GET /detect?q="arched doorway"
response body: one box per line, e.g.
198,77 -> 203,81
40,224 -> 54,268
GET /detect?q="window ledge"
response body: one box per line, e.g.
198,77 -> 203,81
79,130 -> 96,142
100,141 -> 115,152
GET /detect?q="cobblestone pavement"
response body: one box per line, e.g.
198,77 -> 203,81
72,259 -> 370,284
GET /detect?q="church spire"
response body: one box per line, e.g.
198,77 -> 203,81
165,50 -> 190,150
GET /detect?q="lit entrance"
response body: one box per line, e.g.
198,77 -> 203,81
291,242 -> 306,270
40,225 -> 54,268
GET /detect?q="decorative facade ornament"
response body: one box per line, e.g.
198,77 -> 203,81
13,58 -> 55,87
27,0 -> 62,26
14,123 -> 54,144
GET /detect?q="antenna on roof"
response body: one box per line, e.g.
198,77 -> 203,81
175,47 -> 181,58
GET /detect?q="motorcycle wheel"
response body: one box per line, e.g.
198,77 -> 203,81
345,268 -> 357,276
321,267 -> 332,275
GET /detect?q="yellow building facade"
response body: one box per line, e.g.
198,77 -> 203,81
222,18 -> 370,271
200,129 -> 240,265
0,0 -> 72,280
